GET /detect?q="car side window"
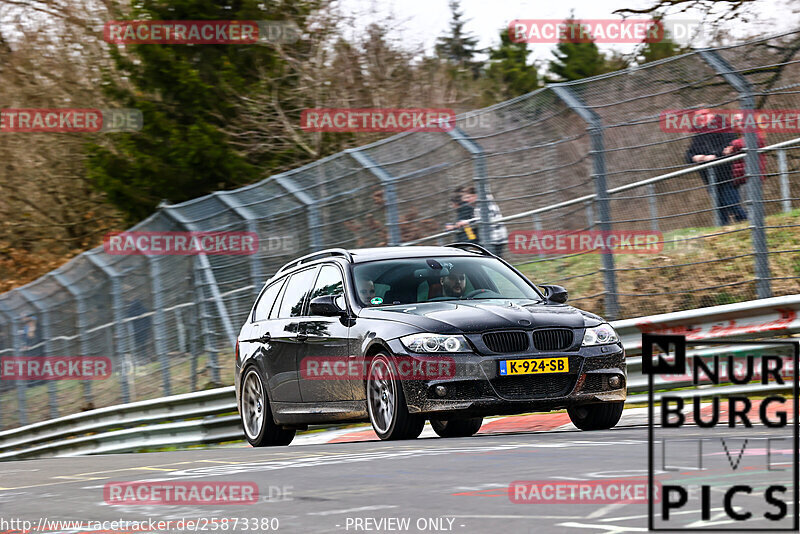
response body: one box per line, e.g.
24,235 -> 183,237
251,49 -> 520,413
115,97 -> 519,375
310,265 -> 344,299
269,279 -> 288,320
277,267 -> 318,318
252,279 -> 285,322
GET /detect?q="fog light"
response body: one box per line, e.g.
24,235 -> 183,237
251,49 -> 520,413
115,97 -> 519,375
435,385 -> 447,397
608,375 -> 622,389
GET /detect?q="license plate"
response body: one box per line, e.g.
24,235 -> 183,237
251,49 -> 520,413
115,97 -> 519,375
499,357 -> 569,376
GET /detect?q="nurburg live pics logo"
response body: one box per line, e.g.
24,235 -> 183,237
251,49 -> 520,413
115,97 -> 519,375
643,334 -> 799,531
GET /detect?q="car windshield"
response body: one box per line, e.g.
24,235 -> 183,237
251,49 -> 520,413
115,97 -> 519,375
352,256 -> 543,306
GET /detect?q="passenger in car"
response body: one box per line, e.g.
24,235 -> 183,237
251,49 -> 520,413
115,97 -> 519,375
357,278 -> 376,304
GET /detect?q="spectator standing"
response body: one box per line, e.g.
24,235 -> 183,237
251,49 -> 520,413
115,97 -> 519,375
685,109 -> 745,224
446,185 -> 508,256
724,112 -> 768,190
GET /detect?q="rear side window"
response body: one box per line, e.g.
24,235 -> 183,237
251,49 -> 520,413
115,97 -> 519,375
310,265 -> 344,299
252,279 -> 284,322
277,268 -> 318,318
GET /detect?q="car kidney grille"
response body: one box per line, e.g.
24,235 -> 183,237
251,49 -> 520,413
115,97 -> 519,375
531,329 -> 573,351
483,331 -> 529,353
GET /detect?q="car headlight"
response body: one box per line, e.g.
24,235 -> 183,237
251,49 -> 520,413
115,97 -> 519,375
582,323 -> 619,346
400,333 -> 471,353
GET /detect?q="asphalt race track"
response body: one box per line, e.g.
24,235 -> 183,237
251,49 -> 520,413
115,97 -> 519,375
0,406 -> 795,534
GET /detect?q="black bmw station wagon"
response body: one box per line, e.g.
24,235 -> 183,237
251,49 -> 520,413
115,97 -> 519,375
235,244 -> 626,446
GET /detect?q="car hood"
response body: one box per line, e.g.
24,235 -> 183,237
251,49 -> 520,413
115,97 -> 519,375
358,299 -> 600,333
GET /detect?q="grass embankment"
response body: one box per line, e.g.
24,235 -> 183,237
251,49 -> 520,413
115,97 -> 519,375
513,210 -> 800,318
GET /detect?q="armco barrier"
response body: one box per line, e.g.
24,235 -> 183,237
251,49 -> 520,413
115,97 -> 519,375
1,296 -> 798,461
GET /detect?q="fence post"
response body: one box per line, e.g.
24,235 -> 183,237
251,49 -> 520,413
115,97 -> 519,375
0,302 -> 23,426
193,259 -> 221,386
707,167 -> 723,227
86,253 -> 131,403
52,273 -> 93,408
551,85 -> 619,320
448,127 -> 492,247
347,149 -> 402,246
159,207 -> 238,353
148,256 -> 171,396
214,192 -> 265,296
700,50 -> 771,299
18,290 -> 58,420
647,184 -> 659,233
273,174 -> 323,252
532,214 -> 544,258
585,200 -> 594,230
778,149 -> 791,213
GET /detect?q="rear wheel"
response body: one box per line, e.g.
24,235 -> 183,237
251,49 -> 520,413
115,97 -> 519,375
366,354 -> 425,440
240,367 -> 295,446
568,402 -> 624,431
430,417 -> 483,438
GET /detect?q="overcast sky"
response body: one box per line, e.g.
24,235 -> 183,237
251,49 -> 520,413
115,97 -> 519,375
337,0 -> 798,63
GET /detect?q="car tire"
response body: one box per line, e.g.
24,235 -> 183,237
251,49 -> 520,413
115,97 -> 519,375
430,417 -> 483,438
567,402 -> 624,431
366,354 -> 425,440
240,367 -> 295,446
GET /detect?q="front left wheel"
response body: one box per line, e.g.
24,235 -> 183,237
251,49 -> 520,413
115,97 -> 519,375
430,417 -> 483,438
366,354 -> 425,440
567,402 -> 624,431
240,367 -> 295,446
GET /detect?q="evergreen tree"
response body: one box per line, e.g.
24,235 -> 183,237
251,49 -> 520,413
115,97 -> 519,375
638,16 -> 686,64
435,0 -> 483,77
547,15 -> 609,82
485,27 -> 539,100
87,0 -> 322,223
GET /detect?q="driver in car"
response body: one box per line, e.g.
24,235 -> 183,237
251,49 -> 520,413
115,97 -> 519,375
440,268 -> 467,298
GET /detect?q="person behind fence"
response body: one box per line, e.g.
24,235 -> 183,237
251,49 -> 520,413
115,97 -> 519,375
445,193 -> 478,243
20,315 -> 43,386
445,185 -> 508,256
685,108 -> 745,224
723,111 -> 768,192
127,299 -> 153,363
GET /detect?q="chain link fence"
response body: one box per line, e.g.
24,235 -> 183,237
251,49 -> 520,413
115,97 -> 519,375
1,31 -> 800,430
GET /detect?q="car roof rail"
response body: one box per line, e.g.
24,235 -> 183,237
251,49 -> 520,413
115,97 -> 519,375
445,242 -> 494,256
275,248 -> 353,275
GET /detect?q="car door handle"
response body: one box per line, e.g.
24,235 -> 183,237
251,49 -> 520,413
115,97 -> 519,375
242,333 -> 271,343
296,333 -> 308,342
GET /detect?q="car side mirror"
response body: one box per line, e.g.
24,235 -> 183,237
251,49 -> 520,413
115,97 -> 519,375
309,295 -> 346,317
540,284 -> 568,304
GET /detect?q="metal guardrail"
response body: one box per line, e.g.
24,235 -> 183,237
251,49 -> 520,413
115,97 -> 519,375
1,296 -> 798,461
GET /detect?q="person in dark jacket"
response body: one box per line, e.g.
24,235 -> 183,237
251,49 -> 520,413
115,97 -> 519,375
445,194 -> 479,243
685,109 -> 745,224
